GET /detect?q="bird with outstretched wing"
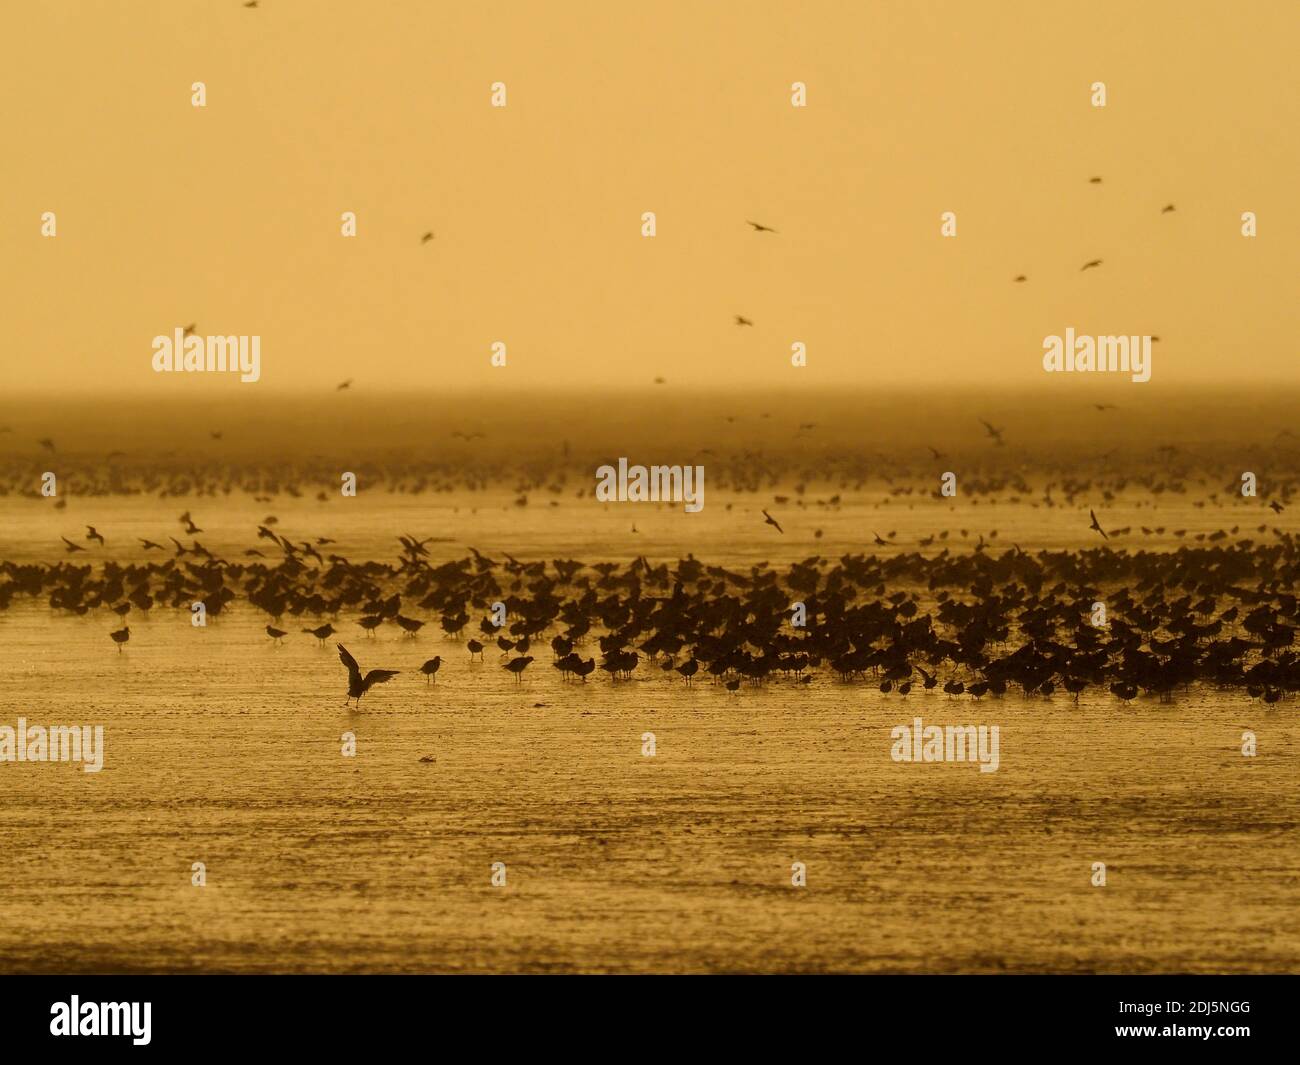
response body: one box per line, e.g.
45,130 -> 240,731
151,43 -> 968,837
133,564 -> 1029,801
337,644 -> 400,707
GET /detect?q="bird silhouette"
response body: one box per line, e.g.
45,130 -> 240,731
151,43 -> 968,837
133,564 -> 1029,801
182,323 -> 197,337
746,220 -> 778,233
336,379 -> 353,391
419,657 -> 442,683
303,623 -> 337,645
1161,204 -> 1176,213
734,315 -> 754,326
1089,508 -> 1108,540
266,625 -> 287,644
138,538 -> 164,551
60,536 -> 86,553
420,231 -> 435,244
337,644 -> 400,707
110,625 -> 130,652
979,419 -> 1005,446
1088,176 -> 1102,184
503,655 -> 534,682
1013,275 -> 1027,283
1080,259 -> 1103,271
761,509 -> 784,534
85,526 -> 105,546
1093,403 -> 1118,412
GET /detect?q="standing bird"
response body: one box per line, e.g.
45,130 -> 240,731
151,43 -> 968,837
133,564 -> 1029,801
110,625 -> 130,652
466,639 -> 485,660
761,509 -> 784,534
394,615 -> 425,637
337,644 -> 400,708
303,623 -> 337,645
266,626 -> 287,644
503,656 -> 534,682
419,657 -> 442,683
1088,509 -> 1109,540
85,525 -> 105,546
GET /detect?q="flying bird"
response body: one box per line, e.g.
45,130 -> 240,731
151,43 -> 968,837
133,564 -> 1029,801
1093,403 -> 1118,412
38,438 -> 56,452
336,379 -> 352,391
337,644 -> 400,707
61,536 -> 86,553
1013,275 -> 1027,283
1161,204 -> 1176,213
1089,509 -> 1109,540
979,419 -> 1005,446
746,220 -> 778,233
761,509 -> 784,534
182,323 -> 197,337
139,538 -> 165,551
734,315 -> 754,326
85,526 -> 105,546
1269,501 -> 1285,514
1088,177 -> 1102,184
1080,259 -> 1103,271
420,231 -> 435,244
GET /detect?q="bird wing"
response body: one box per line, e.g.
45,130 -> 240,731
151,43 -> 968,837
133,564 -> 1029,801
337,644 -> 362,685
363,669 -> 400,686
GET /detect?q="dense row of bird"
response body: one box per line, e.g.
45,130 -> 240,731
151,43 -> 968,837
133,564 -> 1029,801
6,520 -> 1300,707
5,419 -> 1300,508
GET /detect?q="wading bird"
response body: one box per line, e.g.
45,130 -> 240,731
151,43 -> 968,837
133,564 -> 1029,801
337,644 -> 399,708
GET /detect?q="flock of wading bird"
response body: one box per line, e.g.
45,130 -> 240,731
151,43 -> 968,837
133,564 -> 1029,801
5,504 -> 1300,709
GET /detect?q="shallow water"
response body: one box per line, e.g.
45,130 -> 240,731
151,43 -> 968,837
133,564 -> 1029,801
2,490 -> 1298,973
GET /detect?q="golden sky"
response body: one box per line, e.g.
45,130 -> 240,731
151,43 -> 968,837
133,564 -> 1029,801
3,0 -> 1297,393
